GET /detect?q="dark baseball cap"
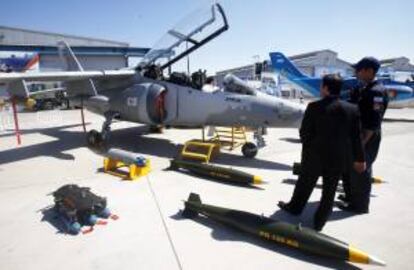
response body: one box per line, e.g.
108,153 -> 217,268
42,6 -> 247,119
352,57 -> 381,73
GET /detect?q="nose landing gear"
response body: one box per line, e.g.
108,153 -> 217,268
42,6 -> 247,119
241,127 -> 267,158
242,142 -> 258,158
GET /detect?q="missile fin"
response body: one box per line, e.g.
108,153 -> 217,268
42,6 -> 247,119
182,193 -> 202,218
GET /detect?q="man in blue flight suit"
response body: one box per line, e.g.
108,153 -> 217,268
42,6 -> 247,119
338,57 -> 388,213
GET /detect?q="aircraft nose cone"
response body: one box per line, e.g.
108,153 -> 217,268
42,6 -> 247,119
409,98 -> 414,108
282,101 -> 305,128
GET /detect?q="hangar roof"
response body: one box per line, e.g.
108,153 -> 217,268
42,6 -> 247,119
289,49 -> 337,60
0,25 -> 129,47
0,44 -> 149,57
0,26 -> 150,57
380,57 -> 414,72
290,49 -> 353,66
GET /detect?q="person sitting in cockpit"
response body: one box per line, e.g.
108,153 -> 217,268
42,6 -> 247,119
202,76 -> 219,93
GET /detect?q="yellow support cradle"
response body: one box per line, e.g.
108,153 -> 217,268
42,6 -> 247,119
103,157 -> 151,180
180,139 -> 220,163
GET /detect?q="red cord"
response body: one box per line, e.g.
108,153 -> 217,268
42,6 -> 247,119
96,220 -> 108,225
110,214 -> 119,220
11,97 -> 21,145
82,226 -> 94,234
80,98 -> 86,133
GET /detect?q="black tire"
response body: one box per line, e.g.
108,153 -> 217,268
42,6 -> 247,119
87,130 -> 104,148
242,142 -> 258,158
63,99 -> 70,110
149,125 -> 164,133
44,101 -> 54,110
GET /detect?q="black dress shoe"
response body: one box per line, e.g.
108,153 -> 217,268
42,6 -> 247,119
277,201 -> 301,215
337,194 -> 349,203
313,225 -> 323,232
336,201 -> 368,214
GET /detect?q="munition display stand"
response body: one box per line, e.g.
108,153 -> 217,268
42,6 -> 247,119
103,157 -> 151,180
180,140 -> 220,163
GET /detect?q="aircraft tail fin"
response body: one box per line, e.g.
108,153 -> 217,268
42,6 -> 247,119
57,41 -> 97,96
23,54 -> 40,72
269,52 -> 307,79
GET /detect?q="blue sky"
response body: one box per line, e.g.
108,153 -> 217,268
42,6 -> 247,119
1,0 -> 413,74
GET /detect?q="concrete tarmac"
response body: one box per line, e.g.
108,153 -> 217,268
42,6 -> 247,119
0,108 -> 413,270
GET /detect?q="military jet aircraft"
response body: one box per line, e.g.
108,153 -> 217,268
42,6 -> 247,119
0,3 -> 304,158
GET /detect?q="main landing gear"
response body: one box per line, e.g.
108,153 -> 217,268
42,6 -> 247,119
87,111 -> 118,151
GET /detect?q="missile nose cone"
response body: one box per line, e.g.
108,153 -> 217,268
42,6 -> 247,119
349,245 -> 386,266
369,256 -> 386,266
253,175 -> 263,185
372,176 -> 386,184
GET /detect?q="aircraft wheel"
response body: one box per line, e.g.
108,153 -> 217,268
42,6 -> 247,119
44,101 -> 54,110
242,142 -> 258,158
63,99 -> 70,110
87,129 -> 105,149
149,125 -> 164,134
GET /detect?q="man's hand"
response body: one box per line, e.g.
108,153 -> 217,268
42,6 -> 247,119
353,161 -> 366,173
362,130 -> 374,146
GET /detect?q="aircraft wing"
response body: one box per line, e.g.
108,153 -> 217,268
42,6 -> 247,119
0,70 -> 135,83
0,70 -> 136,98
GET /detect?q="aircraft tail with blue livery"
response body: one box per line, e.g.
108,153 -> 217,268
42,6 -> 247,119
269,52 -> 322,97
0,54 -> 39,73
270,52 -> 307,79
269,52 -> 414,108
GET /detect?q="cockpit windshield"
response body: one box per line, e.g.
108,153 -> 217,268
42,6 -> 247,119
137,3 -> 228,71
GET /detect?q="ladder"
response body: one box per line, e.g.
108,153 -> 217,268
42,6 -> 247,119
211,126 -> 247,150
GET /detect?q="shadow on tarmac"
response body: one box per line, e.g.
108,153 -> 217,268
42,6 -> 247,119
0,124 -> 292,171
164,168 -> 265,190
383,118 -> 414,123
328,209 -> 362,222
282,178 -> 345,193
271,200 -> 367,224
171,211 -> 362,270
278,179 -> 376,223
279,137 -> 301,144
39,207 -> 72,235
281,178 -> 377,198
270,201 -> 319,228
0,124 -> 87,165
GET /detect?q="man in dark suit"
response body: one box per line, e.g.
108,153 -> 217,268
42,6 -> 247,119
278,74 -> 366,231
